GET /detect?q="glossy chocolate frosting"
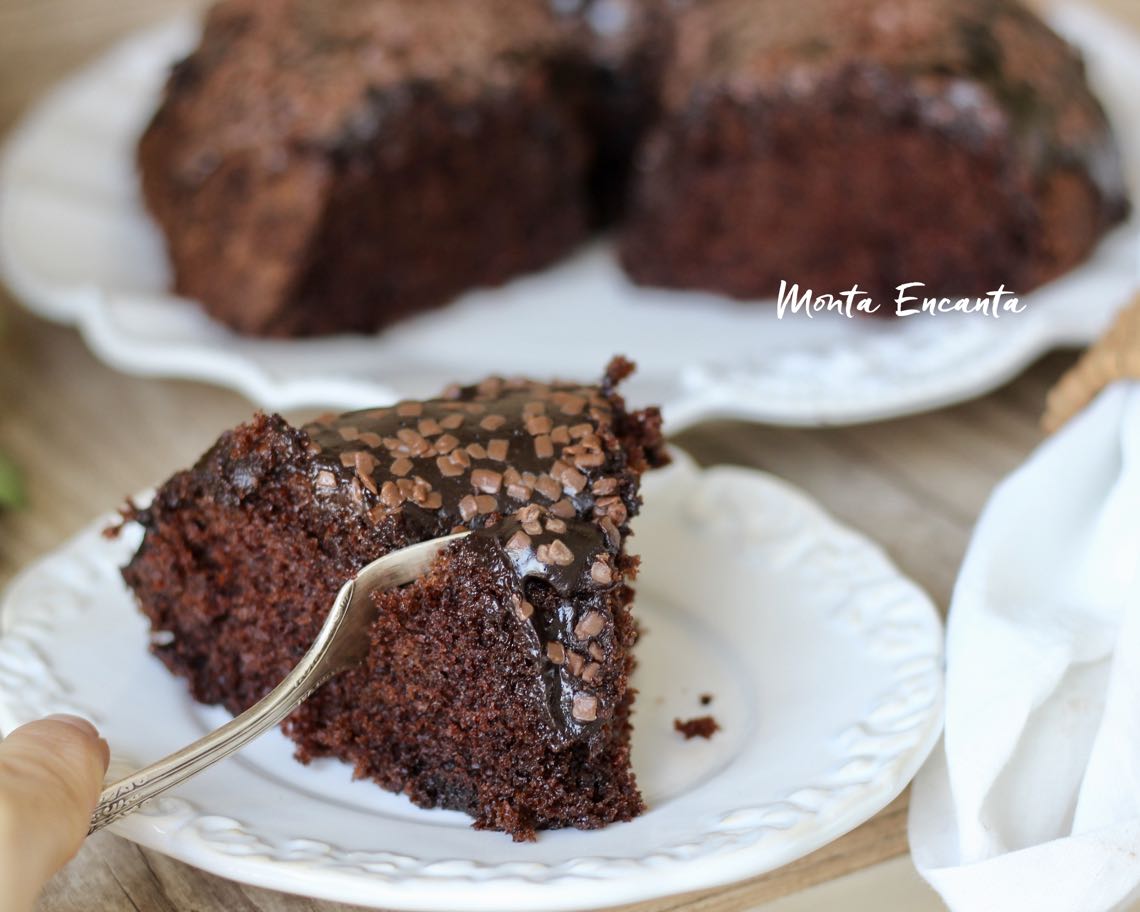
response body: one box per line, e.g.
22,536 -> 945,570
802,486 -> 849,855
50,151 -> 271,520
299,362 -> 654,740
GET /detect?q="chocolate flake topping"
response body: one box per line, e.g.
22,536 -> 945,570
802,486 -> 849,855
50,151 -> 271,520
300,360 -> 667,739
303,373 -> 641,542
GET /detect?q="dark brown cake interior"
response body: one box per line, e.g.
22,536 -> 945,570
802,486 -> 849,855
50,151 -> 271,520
122,359 -> 666,839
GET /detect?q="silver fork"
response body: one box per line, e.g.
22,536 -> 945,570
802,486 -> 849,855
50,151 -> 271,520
89,531 -> 468,834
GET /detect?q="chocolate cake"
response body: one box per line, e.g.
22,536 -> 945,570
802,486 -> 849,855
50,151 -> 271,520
121,359 -> 667,840
140,0 -> 1129,333
137,0 -> 663,336
619,0 -> 1130,303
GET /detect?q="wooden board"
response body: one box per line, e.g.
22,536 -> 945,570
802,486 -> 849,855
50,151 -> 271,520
0,0 -> 1134,907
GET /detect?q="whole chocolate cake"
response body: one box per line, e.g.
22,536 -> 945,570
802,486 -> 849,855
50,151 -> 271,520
618,0 -> 1130,302
121,359 -> 667,840
140,0 -> 1129,333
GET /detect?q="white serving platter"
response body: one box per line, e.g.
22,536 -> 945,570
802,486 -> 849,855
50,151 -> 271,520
3,6 -> 1135,427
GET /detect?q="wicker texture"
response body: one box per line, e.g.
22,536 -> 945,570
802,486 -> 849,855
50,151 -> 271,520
1044,292 -> 1140,432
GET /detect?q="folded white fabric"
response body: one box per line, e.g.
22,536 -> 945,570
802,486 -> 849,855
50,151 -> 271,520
910,382 -> 1140,912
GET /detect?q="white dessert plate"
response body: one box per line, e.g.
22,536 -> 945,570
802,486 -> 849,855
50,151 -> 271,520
0,453 -> 942,910
0,6 -> 1138,427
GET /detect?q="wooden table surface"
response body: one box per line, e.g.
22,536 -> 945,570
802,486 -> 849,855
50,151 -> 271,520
0,0 -> 1135,909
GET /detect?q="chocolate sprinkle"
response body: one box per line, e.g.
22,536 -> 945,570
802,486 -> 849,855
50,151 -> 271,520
506,530 -> 531,551
572,694 -> 598,722
534,435 -> 554,459
591,558 -> 613,585
547,539 -> 574,566
575,611 -> 606,639
487,439 -> 510,462
471,468 -> 503,494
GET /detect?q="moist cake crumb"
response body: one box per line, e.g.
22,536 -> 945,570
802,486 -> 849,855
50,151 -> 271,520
674,715 -> 720,740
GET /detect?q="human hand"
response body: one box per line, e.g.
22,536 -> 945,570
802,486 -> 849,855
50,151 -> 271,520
0,715 -> 109,912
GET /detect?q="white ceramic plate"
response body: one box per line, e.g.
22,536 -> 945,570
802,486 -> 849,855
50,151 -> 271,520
0,7 -> 1137,427
0,453 -> 942,910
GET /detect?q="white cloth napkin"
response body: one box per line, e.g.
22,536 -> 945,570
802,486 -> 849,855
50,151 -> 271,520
909,382 -> 1140,911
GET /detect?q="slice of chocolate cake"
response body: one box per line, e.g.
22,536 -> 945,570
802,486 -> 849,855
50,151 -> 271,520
618,0 -> 1130,304
121,359 -> 666,840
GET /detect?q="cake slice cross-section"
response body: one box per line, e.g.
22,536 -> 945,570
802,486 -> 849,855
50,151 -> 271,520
121,358 -> 667,840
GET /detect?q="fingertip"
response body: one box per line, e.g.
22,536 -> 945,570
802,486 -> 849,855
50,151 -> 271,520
42,714 -> 99,741
0,715 -> 109,900
7,716 -> 109,793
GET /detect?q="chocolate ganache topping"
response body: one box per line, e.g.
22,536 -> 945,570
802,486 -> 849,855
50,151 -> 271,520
299,364 -> 650,740
466,508 -> 618,743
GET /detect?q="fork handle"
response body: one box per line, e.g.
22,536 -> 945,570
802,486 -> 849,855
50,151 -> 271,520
88,584 -> 355,833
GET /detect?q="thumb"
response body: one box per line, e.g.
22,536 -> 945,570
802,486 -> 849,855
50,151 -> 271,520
0,715 -> 109,912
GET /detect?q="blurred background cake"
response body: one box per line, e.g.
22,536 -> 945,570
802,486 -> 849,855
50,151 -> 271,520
138,0 -> 1130,335
619,0 -> 1131,304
